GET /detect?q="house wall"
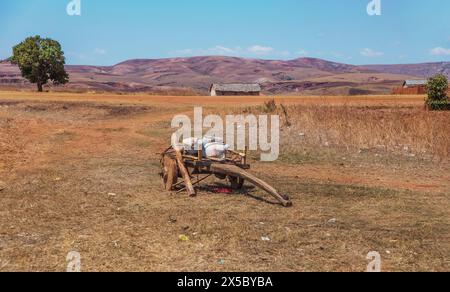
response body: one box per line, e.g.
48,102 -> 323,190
393,86 -> 450,96
214,91 -> 260,96
392,86 -> 427,95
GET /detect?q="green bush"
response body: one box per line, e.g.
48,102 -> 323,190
427,99 -> 450,111
426,74 -> 449,110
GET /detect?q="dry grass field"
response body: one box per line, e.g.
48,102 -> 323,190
0,91 -> 449,272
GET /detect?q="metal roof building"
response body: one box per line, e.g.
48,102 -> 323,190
403,80 -> 428,88
210,83 -> 261,96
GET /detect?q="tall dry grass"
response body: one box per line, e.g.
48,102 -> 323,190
282,105 -> 450,160
213,102 -> 450,160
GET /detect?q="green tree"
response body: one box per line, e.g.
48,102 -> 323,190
10,36 -> 68,92
427,74 -> 448,102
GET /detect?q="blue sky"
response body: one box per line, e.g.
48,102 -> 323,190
1,0 -> 450,65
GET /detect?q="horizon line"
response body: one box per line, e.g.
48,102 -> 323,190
2,54 -> 449,68
60,55 -> 450,68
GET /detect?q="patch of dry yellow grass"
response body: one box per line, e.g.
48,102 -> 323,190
220,102 -> 450,160
283,105 -> 450,159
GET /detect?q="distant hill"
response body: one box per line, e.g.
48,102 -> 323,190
362,62 -> 450,79
1,57 -> 447,95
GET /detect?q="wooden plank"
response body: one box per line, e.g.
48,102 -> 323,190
210,164 -> 292,207
174,148 -> 196,197
197,140 -> 203,161
162,156 -> 178,191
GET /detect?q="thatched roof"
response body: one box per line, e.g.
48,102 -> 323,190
210,83 -> 261,92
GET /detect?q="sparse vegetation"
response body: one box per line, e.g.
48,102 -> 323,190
263,99 -> 277,113
0,92 -> 449,272
280,103 -> 292,127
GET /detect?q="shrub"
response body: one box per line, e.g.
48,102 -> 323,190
263,99 -> 277,113
426,74 -> 449,110
427,100 -> 450,111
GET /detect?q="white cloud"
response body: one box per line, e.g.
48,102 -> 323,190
66,51 -> 88,60
172,46 -> 240,57
93,48 -> 107,55
211,46 -> 238,54
174,49 -> 195,55
171,45 -> 290,58
66,49 -> 107,63
360,48 -> 384,57
331,51 -> 345,58
297,49 -> 308,56
247,45 -> 274,55
430,47 -> 450,56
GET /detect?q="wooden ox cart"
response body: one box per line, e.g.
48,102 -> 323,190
160,145 -> 292,207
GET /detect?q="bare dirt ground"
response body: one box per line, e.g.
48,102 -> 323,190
0,91 -> 448,272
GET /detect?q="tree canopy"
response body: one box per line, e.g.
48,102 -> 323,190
10,36 -> 69,92
427,74 -> 448,102
426,74 -> 449,110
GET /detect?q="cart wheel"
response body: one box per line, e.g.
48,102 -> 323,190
162,156 -> 178,191
228,176 -> 245,190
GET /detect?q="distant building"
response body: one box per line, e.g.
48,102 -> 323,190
210,83 -> 261,96
402,80 -> 428,88
393,79 -> 428,95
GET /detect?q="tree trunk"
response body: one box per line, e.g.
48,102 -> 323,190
37,82 -> 43,92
